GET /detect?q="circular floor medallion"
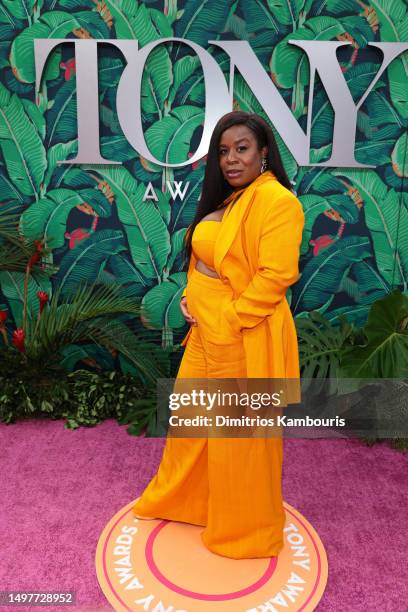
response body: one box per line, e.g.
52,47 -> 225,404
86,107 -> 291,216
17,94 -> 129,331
96,500 -> 328,611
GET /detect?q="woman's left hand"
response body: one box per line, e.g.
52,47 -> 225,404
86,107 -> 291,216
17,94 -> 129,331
180,297 -> 197,326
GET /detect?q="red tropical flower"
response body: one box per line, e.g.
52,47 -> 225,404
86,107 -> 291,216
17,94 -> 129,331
37,291 -> 49,313
60,58 -> 76,81
28,240 -> 45,269
28,253 -> 41,268
64,228 -> 90,249
0,311 -> 8,345
309,235 -> 335,256
12,328 -> 26,353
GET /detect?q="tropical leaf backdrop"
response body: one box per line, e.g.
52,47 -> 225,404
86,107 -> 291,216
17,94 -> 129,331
0,0 -> 407,366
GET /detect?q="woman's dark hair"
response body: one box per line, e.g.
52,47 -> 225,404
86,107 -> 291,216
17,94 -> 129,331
183,111 -> 292,270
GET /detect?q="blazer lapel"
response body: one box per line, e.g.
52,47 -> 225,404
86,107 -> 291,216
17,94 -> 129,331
214,171 -> 275,275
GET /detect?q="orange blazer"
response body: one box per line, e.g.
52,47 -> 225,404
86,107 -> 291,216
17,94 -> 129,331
180,171 -> 305,403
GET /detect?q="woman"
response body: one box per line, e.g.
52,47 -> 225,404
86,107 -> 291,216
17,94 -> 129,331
133,111 -> 304,560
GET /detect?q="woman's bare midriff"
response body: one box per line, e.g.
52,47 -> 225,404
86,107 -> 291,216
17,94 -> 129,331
194,205 -> 229,278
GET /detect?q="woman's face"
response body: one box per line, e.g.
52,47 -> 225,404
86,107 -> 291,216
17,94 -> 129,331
218,124 -> 267,188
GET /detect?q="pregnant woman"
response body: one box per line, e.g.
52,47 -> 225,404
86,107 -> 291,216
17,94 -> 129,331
133,111 -> 304,560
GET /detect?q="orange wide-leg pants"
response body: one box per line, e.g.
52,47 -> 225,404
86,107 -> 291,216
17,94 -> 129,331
133,268 -> 285,559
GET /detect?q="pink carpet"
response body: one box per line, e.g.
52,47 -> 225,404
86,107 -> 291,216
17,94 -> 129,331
1,418 -> 406,611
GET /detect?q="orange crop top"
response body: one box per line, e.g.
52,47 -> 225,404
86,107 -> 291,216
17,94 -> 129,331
191,220 -> 222,270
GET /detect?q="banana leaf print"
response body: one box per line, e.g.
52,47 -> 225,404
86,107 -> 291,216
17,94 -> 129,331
20,187 -> 112,248
43,139 -> 77,188
144,105 -> 204,164
298,193 -> 358,255
350,260 -> 390,299
56,229 -> 127,296
292,236 -> 373,313
170,164 -> 205,230
141,272 -> 187,329
392,132 -> 408,177
167,55 -> 201,108
0,82 -> 46,200
108,253 -> 149,294
371,0 -> 408,119
46,78 -> 77,147
89,167 -> 171,283
10,12 -> 85,83
0,0 -> 407,360
333,170 -> 408,290
174,1 -> 235,53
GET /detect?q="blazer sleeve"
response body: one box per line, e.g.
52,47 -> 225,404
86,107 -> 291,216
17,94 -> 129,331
222,193 -> 304,335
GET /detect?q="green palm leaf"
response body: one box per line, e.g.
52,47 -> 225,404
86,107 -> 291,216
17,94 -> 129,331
20,188 -> 83,248
171,165 -> 205,231
177,55 -> 221,106
174,0 -> 234,51
108,254 -> 150,298
0,170 -> 25,203
98,57 -> 125,89
20,187 -> 112,248
265,0 -> 305,27
325,303 -> 371,329
167,228 -> 187,272
364,90 -> 404,131
240,0 -> 281,38
73,9 -> 110,37
167,55 -> 201,109
391,132 -> 408,178
100,135 -> 137,162
46,79 -> 77,147
141,45 -> 173,117
103,0 -> 172,39
92,167 -> 171,282
141,272 -> 186,330
144,105 -> 204,164
0,270 -> 51,325
10,11 -> 83,83
0,83 -> 46,200
1,0 -> 43,22
43,140 -> 78,189
351,260 -> 390,300
270,16 -> 346,89
292,235 -> 372,314
333,170 -> 408,290
371,0 -> 408,119
26,282 -> 167,383
84,318 -> 168,383
299,194 -> 332,254
354,138 -> 396,167
56,229 -> 127,296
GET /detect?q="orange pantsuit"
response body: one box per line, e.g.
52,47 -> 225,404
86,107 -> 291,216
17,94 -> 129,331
133,171 -> 305,560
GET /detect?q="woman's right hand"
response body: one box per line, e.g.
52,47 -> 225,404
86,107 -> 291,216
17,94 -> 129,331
180,297 -> 197,326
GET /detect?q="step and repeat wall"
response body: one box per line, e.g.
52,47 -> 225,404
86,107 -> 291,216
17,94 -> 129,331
0,0 -> 406,363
